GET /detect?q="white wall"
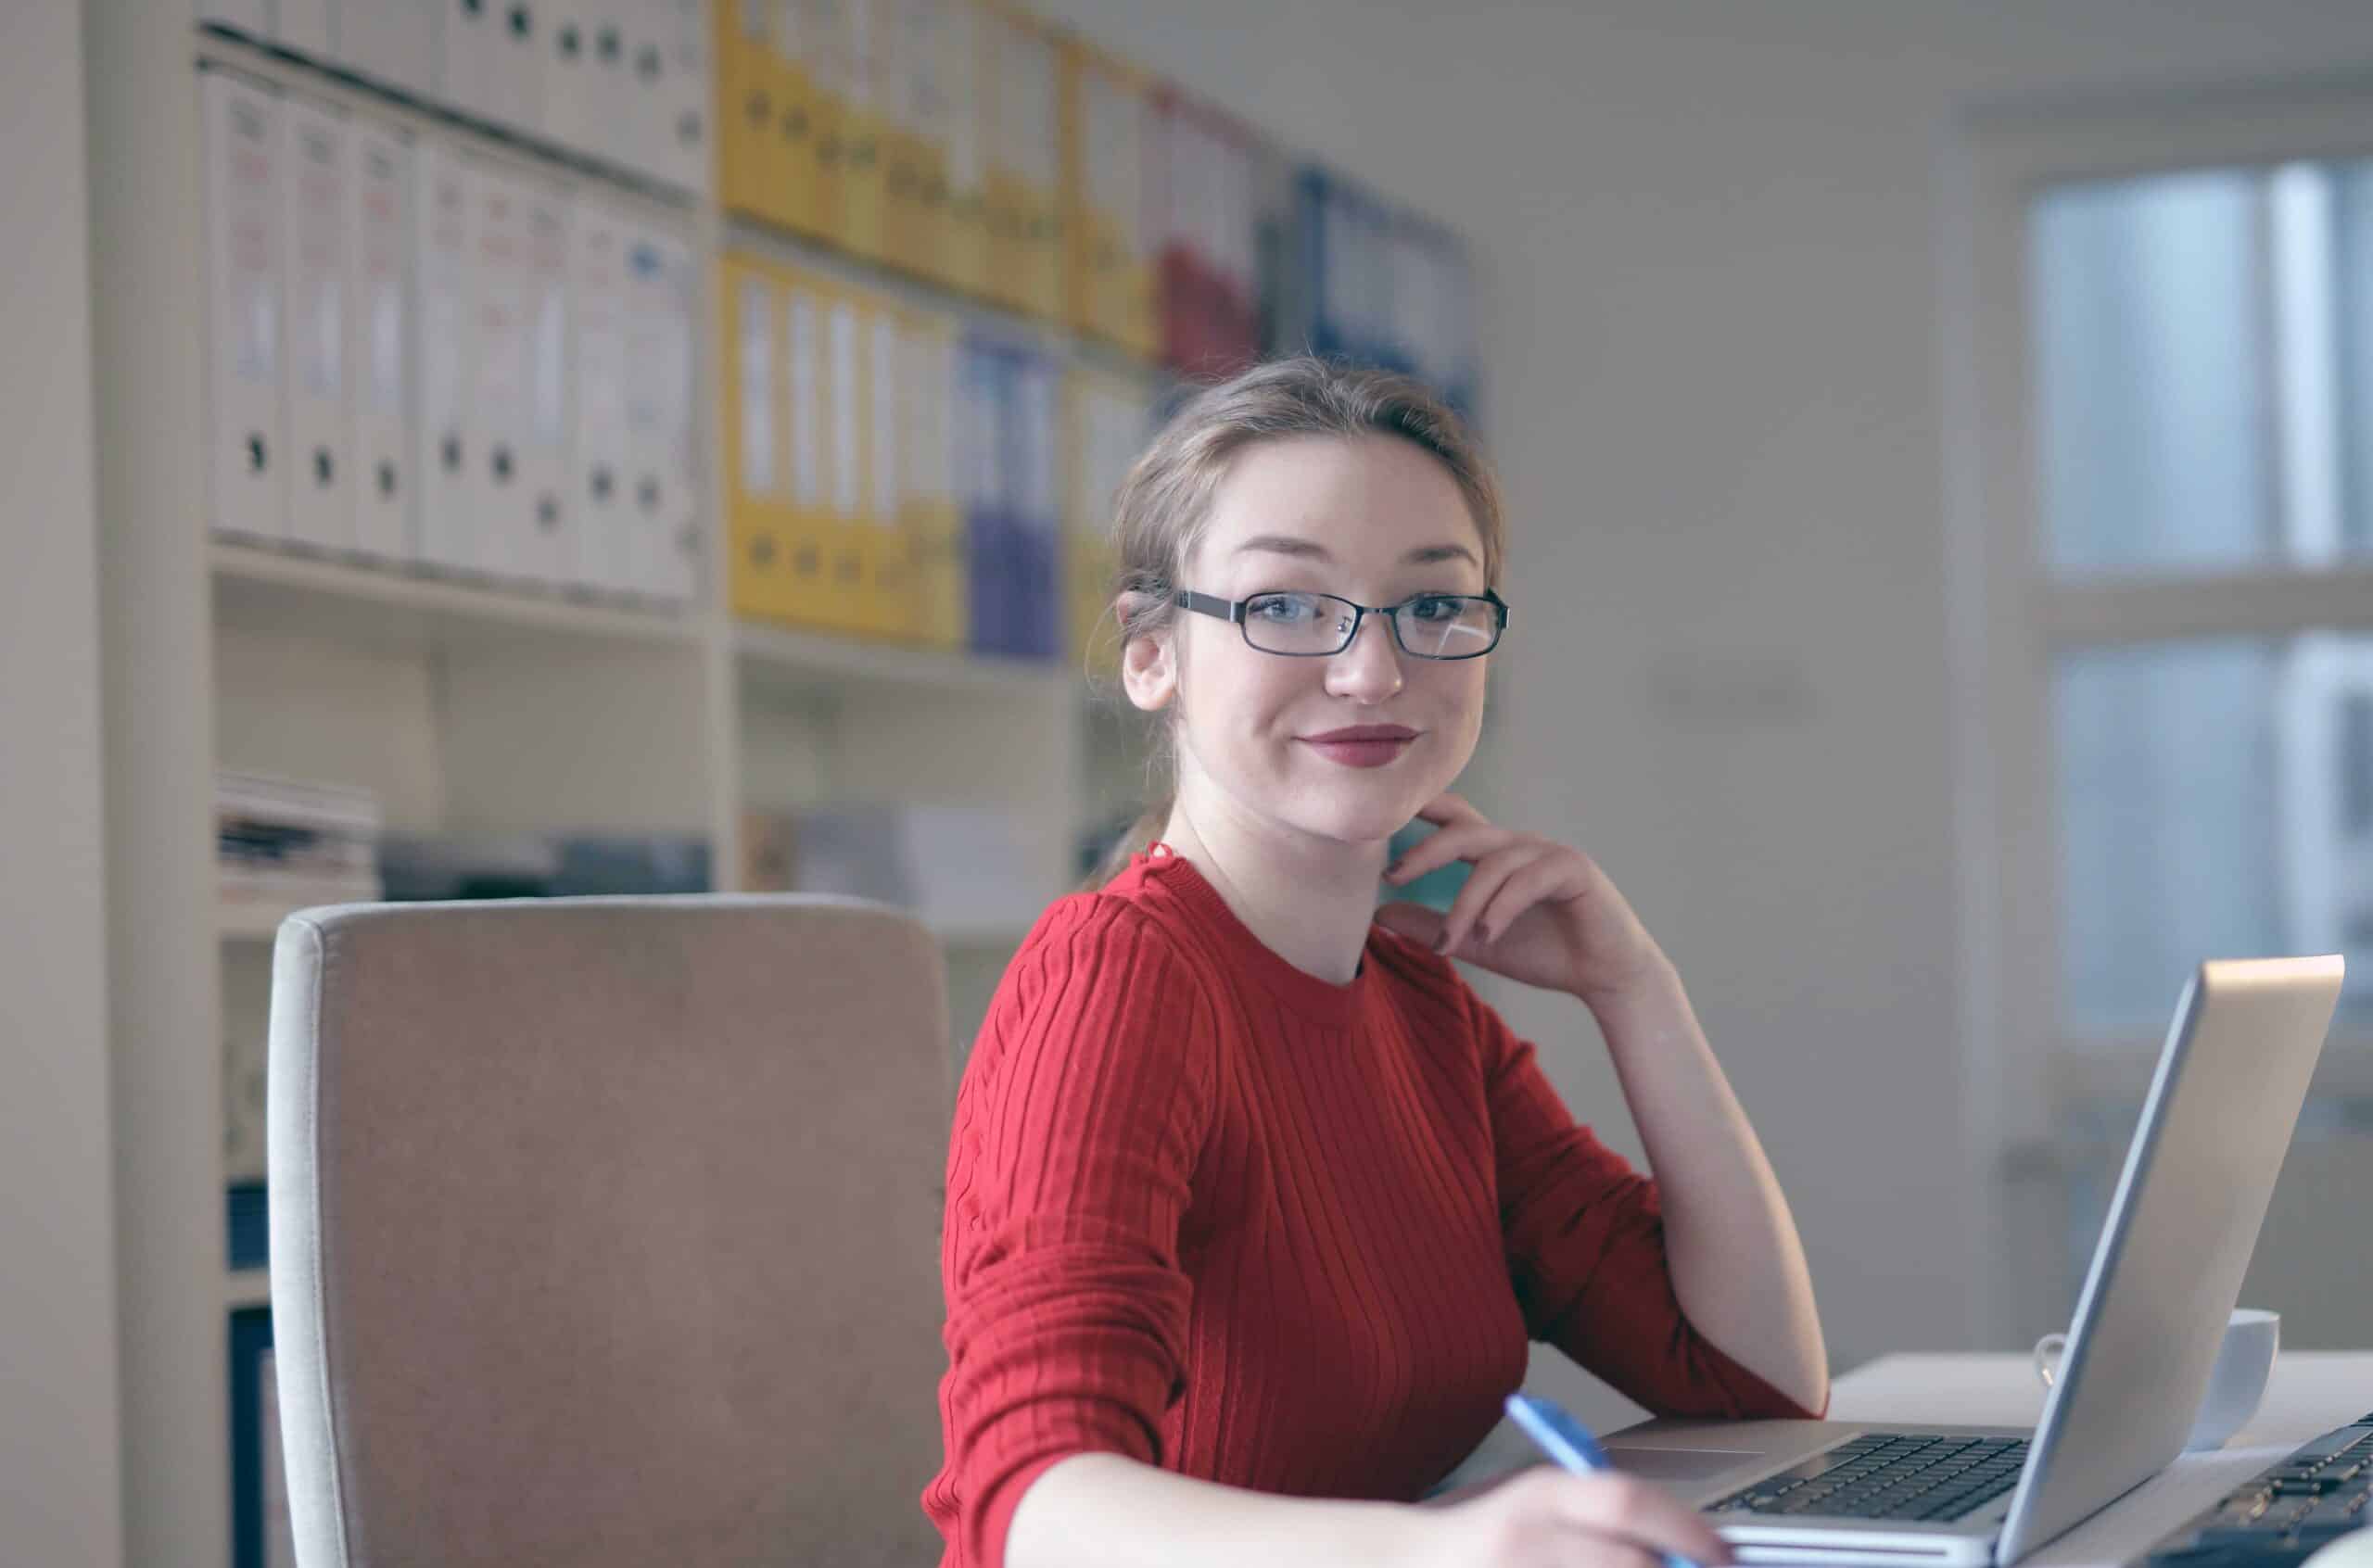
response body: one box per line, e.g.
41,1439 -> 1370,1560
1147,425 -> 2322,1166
1035,0 -> 2373,1412
0,0 -> 124,1561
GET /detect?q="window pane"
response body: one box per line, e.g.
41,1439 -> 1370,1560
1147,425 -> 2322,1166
2032,160 -> 2373,575
2033,171 -> 2272,575
2055,635 -> 2373,1038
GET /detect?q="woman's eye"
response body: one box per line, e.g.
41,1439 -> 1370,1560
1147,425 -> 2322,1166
1252,595 -> 1315,622
1410,596 -> 1463,622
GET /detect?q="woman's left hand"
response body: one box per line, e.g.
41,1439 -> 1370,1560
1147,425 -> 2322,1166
1375,792 -> 1668,1004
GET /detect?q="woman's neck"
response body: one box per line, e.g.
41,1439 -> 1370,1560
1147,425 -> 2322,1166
1158,789 -> 1390,986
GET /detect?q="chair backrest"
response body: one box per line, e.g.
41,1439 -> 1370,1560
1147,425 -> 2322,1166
266,895 -> 953,1567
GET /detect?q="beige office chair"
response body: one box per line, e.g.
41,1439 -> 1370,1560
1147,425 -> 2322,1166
266,896 -> 953,1567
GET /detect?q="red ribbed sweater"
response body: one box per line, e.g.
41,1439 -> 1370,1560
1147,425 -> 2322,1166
924,846 -> 1814,1568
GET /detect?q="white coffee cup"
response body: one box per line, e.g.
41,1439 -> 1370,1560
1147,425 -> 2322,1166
2032,1308 -> 2279,1451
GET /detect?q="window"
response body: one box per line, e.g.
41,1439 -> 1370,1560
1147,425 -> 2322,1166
2033,162 -> 2373,1035
1957,89 -> 2373,1345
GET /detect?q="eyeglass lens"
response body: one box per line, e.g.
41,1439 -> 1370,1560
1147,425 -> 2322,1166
1241,592 -> 1499,658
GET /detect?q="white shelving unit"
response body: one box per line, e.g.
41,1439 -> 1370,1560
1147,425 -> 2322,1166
86,14 -> 1162,1567
211,539 -> 710,651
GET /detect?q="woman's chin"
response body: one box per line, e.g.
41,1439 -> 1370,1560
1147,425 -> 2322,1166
1288,797 -> 1430,848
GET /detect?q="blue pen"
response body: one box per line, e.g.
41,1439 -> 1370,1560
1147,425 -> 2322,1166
1504,1393 -> 1712,1568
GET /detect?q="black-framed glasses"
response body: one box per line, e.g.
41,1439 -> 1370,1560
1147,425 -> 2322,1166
1174,587 -> 1510,659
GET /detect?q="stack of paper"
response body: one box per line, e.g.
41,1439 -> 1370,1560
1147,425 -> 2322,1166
215,768 -> 384,911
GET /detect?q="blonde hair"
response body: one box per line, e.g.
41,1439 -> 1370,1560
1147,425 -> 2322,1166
1081,357 -> 1505,890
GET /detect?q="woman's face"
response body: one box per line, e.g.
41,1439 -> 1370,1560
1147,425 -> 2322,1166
1126,434 -> 1492,852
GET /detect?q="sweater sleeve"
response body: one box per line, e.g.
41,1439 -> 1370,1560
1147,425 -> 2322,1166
1470,986 -> 1821,1422
931,899 -> 1217,1568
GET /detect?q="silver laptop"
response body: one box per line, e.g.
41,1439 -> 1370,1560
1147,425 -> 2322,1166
1605,955 -> 2345,1567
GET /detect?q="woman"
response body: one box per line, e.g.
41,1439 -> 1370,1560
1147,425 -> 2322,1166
924,359 -> 1827,1568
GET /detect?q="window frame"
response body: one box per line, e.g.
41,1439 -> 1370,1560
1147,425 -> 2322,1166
1948,77 -> 2373,1346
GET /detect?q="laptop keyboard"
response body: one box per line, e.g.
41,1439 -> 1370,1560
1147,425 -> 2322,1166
2133,1417 -> 2373,1568
1710,1433 -> 2032,1524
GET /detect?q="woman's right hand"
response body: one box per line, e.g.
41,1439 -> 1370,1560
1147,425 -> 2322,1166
1404,1467 -> 1734,1568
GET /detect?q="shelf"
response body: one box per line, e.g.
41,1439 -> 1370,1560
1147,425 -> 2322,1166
210,541 -> 707,656
223,891 -> 1030,948
720,210 -> 1177,388
193,23 -> 698,221
223,1268 -> 270,1312
70,10 -> 1481,1568
733,617 -> 1076,701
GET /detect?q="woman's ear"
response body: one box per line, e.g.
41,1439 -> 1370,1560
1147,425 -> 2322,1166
1117,593 -> 1178,714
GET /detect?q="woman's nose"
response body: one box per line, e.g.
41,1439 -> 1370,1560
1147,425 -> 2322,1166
1323,612 -> 1404,702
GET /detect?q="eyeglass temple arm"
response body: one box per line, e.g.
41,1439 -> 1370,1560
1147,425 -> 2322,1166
1174,588 -> 1244,623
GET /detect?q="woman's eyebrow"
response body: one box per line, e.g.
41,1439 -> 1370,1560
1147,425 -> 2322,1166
1230,534 -> 1479,567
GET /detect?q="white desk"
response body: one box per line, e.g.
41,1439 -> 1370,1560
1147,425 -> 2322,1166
1830,1353 -> 2373,1568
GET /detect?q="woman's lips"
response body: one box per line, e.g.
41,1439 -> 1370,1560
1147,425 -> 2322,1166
1301,727 -> 1418,768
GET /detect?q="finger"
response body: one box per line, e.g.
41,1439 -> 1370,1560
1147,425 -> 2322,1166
1501,1470 -> 1728,1568
1373,902 -> 1447,951
1555,1475 -> 1732,1566
1436,842 -> 1541,955
1471,857 -> 1591,948
1383,821 -> 1519,885
1437,842 -> 1542,954
1572,1535 -> 1665,1568
1411,790 -> 1491,829
1572,1529 -> 1701,1568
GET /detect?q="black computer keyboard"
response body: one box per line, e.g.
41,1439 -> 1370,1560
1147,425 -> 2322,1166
2134,1416 -> 2373,1568
1709,1433 -> 2033,1523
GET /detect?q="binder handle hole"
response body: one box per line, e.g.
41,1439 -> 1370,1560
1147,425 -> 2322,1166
375,461 -> 399,499
490,446 -> 514,484
440,435 -> 463,473
312,449 -> 335,487
507,5 -> 531,41
245,434 -> 268,474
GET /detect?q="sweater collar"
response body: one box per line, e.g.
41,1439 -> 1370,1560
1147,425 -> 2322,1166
1132,843 -> 1378,1030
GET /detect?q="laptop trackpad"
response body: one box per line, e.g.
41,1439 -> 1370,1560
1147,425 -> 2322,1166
1603,1447 -> 1763,1484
